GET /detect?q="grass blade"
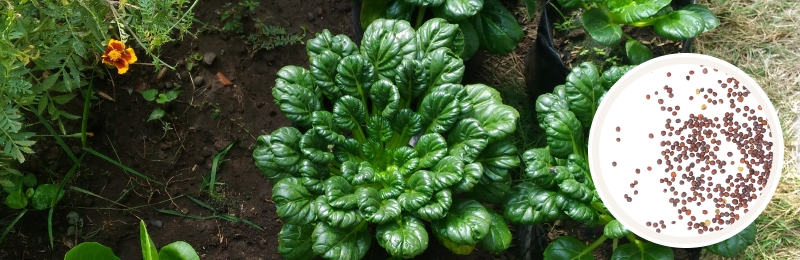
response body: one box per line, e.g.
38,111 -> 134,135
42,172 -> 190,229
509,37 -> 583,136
83,147 -> 165,186
32,107 -> 78,164
186,195 -> 217,212
70,186 -> 136,212
49,153 -> 84,248
238,218 -> 264,231
155,209 -> 213,220
208,141 -> 236,196
81,79 -> 93,148
0,209 -> 27,244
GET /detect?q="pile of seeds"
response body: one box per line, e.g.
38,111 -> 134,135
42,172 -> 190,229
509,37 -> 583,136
621,66 -> 773,236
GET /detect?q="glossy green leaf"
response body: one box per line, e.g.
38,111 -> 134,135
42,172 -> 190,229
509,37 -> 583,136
140,89 -> 158,101
522,0 -> 537,18
416,18 -> 465,58
653,10 -> 706,41
312,222 -> 371,260
390,147 -> 420,175
306,29 -> 358,58
470,0 -> 524,54
416,189 -> 452,221
334,139 -> 361,163
300,130 -> 334,165
159,241 -> 201,260
361,139 -> 382,160
353,161 -> 380,185
566,154 -> 592,187
452,162 -> 482,194
379,169 -> 405,200
273,83 -> 322,128
600,65 -> 635,90
362,27 -> 404,80
705,222 -> 757,258
406,0 -> 446,7
469,166 -> 510,204
464,84 -> 501,108
277,224 -> 317,260
607,0 -> 671,24
472,102 -> 519,142
270,127 -> 305,167
377,215 -> 429,259
366,115 -> 394,143
544,111 -> 584,159
535,93 -> 571,131
456,20 -> 479,60
276,65 -> 321,101
432,156 -> 464,189
384,0 -> 415,22
369,80 -> 401,118
390,109 -> 423,139
582,8 -> 624,46
611,241 -> 674,260
400,170 -> 435,211
312,111 -> 346,144
365,19 -> 418,58
559,179 -> 592,203
564,62 -> 604,128
361,0 -> 390,30
253,136 -> 293,180
273,177 -> 318,225
420,90 -> 460,134
336,55 -> 376,99
333,96 -> 367,132
432,0 -> 483,22
604,220 -> 630,239
556,0 -> 582,9
423,48 -> 465,91
477,139 -> 519,170
479,209 -> 512,253
64,242 -> 121,260
625,40 -> 653,65
356,187 -> 401,224
324,176 -> 358,209
315,196 -> 364,229
432,199 -> 491,254
447,118 -> 488,163
31,184 -> 64,210
147,108 -> 165,122
681,4 -> 720,34
559,196 -> 597,226
310,50 -> 344,101
395,59 -> 428,102
140,220 -> 158,260
543,236 -> 593,260
503,182 -> 560,225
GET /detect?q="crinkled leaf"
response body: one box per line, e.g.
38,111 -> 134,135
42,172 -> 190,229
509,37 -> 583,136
565,61 -> 604,128
395,59 -> 428,102
456,20 -> 479,59
306,29 -> 358,58
559,179 -> 592,203
653,10 -> 706,41
334,139 -> 361,163
270,127 -> 305,167
253,136 -> 293,180
369,80 -> 401,118
464,84 -> 502,108
470,0 -> 524,54
416,189 -> 452,221
364,19 -> 418,58
336,55 -> 376,99
357,187 -> 401,224
353,161 -> 380,185
535,93 -> 571,131
705,222 -> 757,258
299,160 -> 327,194
377,215 -> 429,259
362,27 -> 403,80
472,103 -> 519,142
384,0 -> 414,22
278,224 -> 316,260
476,139 -> 519,169
452,162 -> 482,194
31,184 -> 64,210
432,0 -> 484,22
333,96 -> 367,132
566,154 -> 592,188
423,48 -> 465,92
310,50 -> 344,101
399,170 -> 435,211
611,241 -> 674,260
406,0 -> 446,7
415,133 -> 448,168
416,18 -> 465,58
681,4 -> 720,34
600,65 -> 635,90
431,199 -> 491,254
366,115 -> 394,143
379,169 -> 405,200
324,176 -> 358,209
360,0 -> 390,31
300,130 -> 334,165
559,196 -> 597,226
447,118 -> 488,163
469,166 -> 510,204
543,236 -> 594,260
479,209 -> 512,253
276,65 -> 321,101
273,177 -> 318,225
582,8 -> 624,46
420,90 -> 460,134
390,109 -> 423,139
626,39 -> 653,65
312,111 -> 346,144
503,182 -> 560,225
544,111 -> 584,159
604,220 -> 630,239
607,0 -> 671,24
273,83 -> 322,128
361,139 -> 382,160
390,147 -> 419,175
315,196 -> 364,229
312,222 -> 371,260
432,156 -> 464,190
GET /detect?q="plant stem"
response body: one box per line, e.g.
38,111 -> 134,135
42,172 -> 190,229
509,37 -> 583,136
415,7 -> 427,29
579,235 -> 608,256
613,238 -> 618,250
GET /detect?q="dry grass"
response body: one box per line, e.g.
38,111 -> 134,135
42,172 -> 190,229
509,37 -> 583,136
693,0 -> 800,259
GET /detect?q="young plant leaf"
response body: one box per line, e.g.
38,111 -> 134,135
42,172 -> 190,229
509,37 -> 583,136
653,10 -> 706,41
64,242 -> 121,260
603,219 -> 630,239
470,0 -> 523,54
625,39 -> 653,65
606,0 -> 671,24
306,30 -> 358,59
582,8 -> 624,46
456,20 -> 479,60
431,199 -> 491,255
147,108 -> 166,122
140,89 -> 158,101
312,222 -> 371,260
416,18 -> 465,58
278,224 -> 317,260
363,19 -> 418,59
376,215 -> 429,259
159,241 -> 201,260
479,209 -> 512,253
431,0 -> 484,22
704,222 -> 757,258
680,4 -> 720,33
31,184 -> 64,210
140,220 -> 159,260
543,236 -> 594,260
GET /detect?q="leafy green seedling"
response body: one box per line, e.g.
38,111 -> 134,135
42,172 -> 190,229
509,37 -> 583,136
64,220 -> 200,260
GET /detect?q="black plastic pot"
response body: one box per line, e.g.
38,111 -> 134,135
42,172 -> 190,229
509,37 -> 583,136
525,0 -> 697,99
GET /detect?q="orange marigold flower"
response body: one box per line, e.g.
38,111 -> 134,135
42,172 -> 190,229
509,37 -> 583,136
102,39 -> 137,74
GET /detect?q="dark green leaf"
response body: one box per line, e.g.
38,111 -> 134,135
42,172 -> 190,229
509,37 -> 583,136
545,111 -> 584,159
432,0 -> 484,22
324,176 -> 358,209
681,4 -> 720,33
456,20 -> 479,60
503,182 -> 560,225
377,215 -> 429,259
306,29 -> 358,58
384,0 -> 415,22
603,220 -> 630,239
362,27 -> 404,80
431,199 -> 491,254
333,96 -> 367,132
273,83 -> 322,128
564,62 -> 604,128
625,40 -> 653,65
315,196 -> 364,229
361,0 -> 391,30
399,170 -> 435,212
416,189 -> 452,221
607,0 -> 671,24
312,111 -> 346,144
273,177 -> 318,225
582,8 -> 624,46
653,10 -> 706,41
523,0 -> 537,18
357,187 -> 401,224
334,139 -> 361,163
477,139 -> 519,169
543,236 -> 593,260
336,55 -> 376,99
447,118 -> 488,163
559,179 -> 592,203
479,209 -> 512,253
416,18 -> 465,58
536,93 -> 571,131
469,166 -> 510,204
423,48 -> 465,92
310,50 -> 344,101
365,19 -> 419,58
159,241 -> 201,260
31,184 -> 64,210
390,147 -> 420,175
559,196 -> 598,226
312,222 -> 371,260
278,225 -> 317,260
406,0 -> 446,7
366,115 -> 394,143
470,0 -> 524,54
270,127 -> 305,167
600,65 -> 635,90
391,109 -> 424,139
300,130 -> 334,165
420,91 -> 460,134
395,59 -> 428,102
471,102 -> 519,142
369,80 -> 401,118
432,156 -> 464,189
379,169 -> 405,200
276,65 -> 321,101
611,241 -> 674,260
705,222 -> 757,258
556,0 -> 582,9
253,136 -> 293,180
452,162 -> 482,194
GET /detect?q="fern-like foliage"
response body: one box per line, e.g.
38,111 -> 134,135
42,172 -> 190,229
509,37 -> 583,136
246,19 -> 306,57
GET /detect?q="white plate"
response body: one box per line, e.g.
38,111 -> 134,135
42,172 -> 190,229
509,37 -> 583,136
588,53 -> 784,248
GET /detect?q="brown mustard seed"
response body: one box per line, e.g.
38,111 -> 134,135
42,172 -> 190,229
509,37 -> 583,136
616,138 -> 621,142
612,161 -> 617,166
616,126 -> 621,132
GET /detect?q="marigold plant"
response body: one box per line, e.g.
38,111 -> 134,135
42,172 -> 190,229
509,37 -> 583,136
102,39 -> 138,74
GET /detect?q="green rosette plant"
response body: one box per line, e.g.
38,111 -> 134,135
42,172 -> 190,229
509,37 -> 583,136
555,0 -> 719,64
360,0 -> 529,59
254,18 -> 520,260
505,62 -> 757,259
